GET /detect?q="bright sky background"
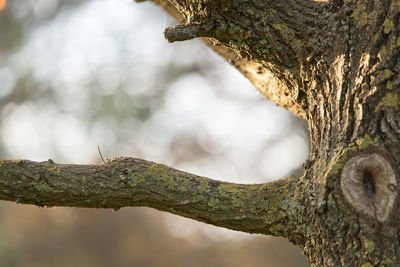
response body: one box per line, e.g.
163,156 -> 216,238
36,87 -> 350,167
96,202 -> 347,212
0,0 -> 309,241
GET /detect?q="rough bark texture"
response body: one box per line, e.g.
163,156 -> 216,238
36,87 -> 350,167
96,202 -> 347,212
1,0 -> 400,265
145,0 -> 400,265
0,158 -> 298,237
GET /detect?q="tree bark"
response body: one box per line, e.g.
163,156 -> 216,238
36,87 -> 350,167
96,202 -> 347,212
1,0 -> 400,265
0,158 -> 301,239
140,0 -> 400,265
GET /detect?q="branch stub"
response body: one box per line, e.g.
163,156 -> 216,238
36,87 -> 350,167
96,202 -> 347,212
340,153 -> 397,222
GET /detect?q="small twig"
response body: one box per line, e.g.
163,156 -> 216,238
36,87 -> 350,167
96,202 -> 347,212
97,145 -> 111,174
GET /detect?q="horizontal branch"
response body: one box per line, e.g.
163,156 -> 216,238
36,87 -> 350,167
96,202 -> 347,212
0,158 -> 298,237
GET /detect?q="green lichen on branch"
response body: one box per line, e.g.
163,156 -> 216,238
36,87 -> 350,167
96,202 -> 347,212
374,93 -> 399,112
0,157 -> 300,238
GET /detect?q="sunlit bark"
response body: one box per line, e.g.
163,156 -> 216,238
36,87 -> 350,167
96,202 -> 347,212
1,0 -> 400,265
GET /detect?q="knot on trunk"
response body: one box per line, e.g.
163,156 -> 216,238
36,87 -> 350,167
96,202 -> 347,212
340,153 -> 397,222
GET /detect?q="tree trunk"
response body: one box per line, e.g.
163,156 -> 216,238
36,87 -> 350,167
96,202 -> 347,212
1,0 -> 399,265
148,0 -> 400,265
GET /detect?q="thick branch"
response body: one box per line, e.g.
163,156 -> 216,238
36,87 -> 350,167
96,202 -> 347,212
163,0 -> 322,81
0,158 -> 298,237
146,0 -> 325,118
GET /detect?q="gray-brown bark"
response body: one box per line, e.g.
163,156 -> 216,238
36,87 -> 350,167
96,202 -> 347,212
0,158 -> 300,239
137,0 -> 400,265
148,0 -> 310,118
1,0 -> 400,265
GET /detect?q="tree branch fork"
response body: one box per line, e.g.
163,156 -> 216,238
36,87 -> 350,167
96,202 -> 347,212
0,0 -> 344,249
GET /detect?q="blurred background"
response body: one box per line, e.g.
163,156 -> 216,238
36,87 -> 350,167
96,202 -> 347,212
0,0 -> 310,266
